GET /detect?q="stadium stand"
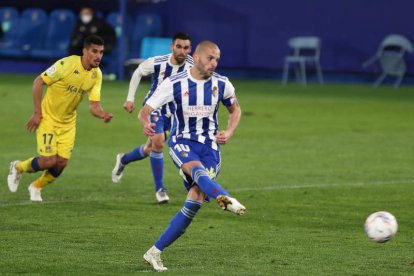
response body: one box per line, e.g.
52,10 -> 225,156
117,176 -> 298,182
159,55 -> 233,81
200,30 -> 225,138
29,9 -> 75,59
0,8 -> 48,58
282,36 -> 323,86
125,37 -> 171,67
0,7 -> 19,52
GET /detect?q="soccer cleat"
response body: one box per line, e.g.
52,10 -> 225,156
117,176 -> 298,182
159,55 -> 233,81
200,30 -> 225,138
111,153 -> 125,183
7,160 -> 22,193
155,188 -> 170,203
216,195 -> 246,215
143,246 -> 167,272
28,183 -> 43,202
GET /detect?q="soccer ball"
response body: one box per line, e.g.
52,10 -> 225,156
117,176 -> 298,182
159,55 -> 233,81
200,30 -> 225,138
364,211 -> 398,243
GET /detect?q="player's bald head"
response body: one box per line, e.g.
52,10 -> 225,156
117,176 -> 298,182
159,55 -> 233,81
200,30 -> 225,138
194,41 -> 220,55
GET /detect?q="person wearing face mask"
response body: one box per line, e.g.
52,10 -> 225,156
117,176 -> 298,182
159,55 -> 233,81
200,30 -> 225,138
68,6 -> 116,56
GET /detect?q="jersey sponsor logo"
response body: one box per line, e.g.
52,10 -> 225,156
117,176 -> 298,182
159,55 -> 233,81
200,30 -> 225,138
46,65 -> 57,76
67,85 -> 87,94
183,105 -> 214,117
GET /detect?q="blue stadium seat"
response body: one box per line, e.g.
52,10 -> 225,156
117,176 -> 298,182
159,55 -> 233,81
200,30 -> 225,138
104,12 -> 131,74
0,7 -> 20,53
0,8 -> 48,58
30,9 -> 76,59
130,13 -> 162,58
140,37 -> 171,59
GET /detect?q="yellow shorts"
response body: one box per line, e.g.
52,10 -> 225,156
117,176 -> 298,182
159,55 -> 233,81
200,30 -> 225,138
36,121 -> 76,159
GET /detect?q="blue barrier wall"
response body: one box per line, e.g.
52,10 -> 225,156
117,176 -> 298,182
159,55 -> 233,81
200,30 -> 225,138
153,0 -> 414,74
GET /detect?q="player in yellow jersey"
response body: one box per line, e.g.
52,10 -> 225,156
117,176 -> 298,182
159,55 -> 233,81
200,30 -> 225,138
7,35 -> 113,202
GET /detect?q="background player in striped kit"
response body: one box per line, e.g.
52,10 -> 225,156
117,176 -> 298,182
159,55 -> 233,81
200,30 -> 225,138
138,40 -> 246,271
112,32 -> 193,203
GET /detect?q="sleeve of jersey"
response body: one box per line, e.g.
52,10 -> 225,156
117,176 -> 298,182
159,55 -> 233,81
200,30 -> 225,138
145,79 -> 174,110
88,70 -> 102,101
40,59 -> 65,85
221,79 -> 237,107
126,58 -> 155,102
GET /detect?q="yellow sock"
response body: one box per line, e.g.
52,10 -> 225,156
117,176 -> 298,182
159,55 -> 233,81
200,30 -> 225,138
16,157 -> 35,173
34,170 -> 57,189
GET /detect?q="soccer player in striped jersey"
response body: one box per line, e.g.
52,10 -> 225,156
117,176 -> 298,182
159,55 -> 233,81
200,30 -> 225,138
138,40 -> 246,271
112,32 -> 193,203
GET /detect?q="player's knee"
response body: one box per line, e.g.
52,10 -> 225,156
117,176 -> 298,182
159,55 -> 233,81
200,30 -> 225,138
56,158 -> 68,170
39,156 -> 58,169
152,136 -> 164,151
187,186 -> 205,203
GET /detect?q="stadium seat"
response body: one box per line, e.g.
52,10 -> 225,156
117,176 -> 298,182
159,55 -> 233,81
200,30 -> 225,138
103,12 -> 131,74
30,9 -> 76,59
282,36 -> 323,86
125,37 -> 171,66
129,13 -> 162,58
362,34 -> 413,88
0,8 -> 48,58
0,7 -> 20,54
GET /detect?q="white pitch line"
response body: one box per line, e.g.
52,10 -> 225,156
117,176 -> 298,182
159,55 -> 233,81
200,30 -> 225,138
232,179 -> 414,192
1,179 -> 413,207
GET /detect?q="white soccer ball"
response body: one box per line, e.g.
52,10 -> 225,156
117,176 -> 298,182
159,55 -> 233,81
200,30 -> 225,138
364,211 -> 398,243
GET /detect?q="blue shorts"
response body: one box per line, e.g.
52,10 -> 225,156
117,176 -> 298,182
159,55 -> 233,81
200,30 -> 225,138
169,138 -> 221,180
150,110 -> 171,134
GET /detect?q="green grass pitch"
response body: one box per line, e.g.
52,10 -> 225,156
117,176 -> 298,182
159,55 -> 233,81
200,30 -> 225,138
0,73 -> 414,275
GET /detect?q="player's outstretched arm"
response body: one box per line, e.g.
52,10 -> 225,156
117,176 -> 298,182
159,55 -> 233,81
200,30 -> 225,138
216,102 -> 241,145
138,104 -> 155,137
26,75 -> 45,132
89,101 -> 113,123
124,59 -> 153,113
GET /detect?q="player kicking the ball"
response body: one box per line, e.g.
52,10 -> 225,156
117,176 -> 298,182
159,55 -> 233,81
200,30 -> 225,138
138,40 -> 246,271
112,32 -> 193,203
7,35 -> 113,201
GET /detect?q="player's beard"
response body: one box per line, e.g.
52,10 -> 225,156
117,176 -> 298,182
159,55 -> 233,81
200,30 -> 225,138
174,53 -> 186,64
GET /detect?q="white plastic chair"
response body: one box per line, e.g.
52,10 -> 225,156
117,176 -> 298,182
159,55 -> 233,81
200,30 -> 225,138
282,36 -> 323,86
362,34 -> 413,88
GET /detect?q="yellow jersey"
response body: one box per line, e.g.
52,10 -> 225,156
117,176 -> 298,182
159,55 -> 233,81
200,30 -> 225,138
40,55 -> 102,127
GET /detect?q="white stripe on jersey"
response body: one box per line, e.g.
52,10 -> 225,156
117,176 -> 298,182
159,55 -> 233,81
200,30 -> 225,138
143,54 -> 193,116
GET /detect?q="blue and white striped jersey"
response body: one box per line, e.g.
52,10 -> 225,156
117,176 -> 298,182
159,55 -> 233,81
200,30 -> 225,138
126,53 -> 193,116
146,69 -> 237,150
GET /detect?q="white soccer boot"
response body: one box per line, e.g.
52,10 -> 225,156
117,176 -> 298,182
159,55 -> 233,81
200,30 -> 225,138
28,182 -> 43,202
216,195 -> 246,215
111,153 -> 125,183
7,160 -> 22,192
143,246 -> 167,272
155,188 -> 170,203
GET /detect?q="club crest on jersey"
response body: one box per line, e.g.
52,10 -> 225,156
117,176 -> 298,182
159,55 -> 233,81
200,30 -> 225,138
74,70 -> 79,74
180,151 -> 188,158
91,71 -> 97,79
184,91 -> 189,97
212,86 -> 218,97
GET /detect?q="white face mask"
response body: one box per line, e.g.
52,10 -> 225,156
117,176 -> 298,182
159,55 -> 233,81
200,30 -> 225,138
80,15 -> 93,24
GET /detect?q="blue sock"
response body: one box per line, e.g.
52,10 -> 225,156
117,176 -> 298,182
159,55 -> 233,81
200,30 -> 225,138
155,200 -> 202,251
150,150 -> 164,191
121,145 -> 147,165
192,166 -> 230,199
